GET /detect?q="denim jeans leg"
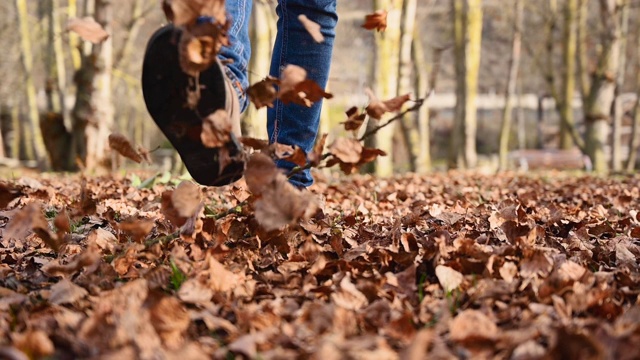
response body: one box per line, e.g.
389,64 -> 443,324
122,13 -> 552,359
218,0 -> 253,112
268,0 -> 338,188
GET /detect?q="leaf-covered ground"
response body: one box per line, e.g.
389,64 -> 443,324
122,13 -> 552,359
1,172 -> 640,359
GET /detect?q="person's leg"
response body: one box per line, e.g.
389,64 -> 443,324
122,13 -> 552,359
268,0 -> 338,188
218,0 -> 253,113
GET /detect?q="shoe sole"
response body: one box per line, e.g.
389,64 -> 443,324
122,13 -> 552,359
142,25 -> 244,186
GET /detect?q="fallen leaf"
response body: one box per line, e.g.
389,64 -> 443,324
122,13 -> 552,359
435,265 -> 463,293
449,310 -> 499,343
247,76 -> 279,109
201,109 -> 232,148
12,330 -> 54,359
48,279 -> 88,305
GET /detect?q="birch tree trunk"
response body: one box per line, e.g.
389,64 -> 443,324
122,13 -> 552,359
243,0 -> 273,138
412,30 -> 432,173
559,0 -> 577,150
449,0 -> 482,169
577,0 -> 591,102
371,0 -> 404,176
611,0 -> 628,171
498,0 -> 523,171
625,5 -> 640,171
16,0 -> 46,164
584,0 -> 621,173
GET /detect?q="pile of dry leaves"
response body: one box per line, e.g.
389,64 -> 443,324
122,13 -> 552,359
1,172 -> 640,359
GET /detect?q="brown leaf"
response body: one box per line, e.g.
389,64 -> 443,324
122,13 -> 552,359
179,31 -> 218,76
244,153 -> 280,195
341,106 -> 367,131
53,210 -> 70,237
108,133 -> 144,163
201,109 -> 232,148
308,133 -> 328,166
365,89 -> 411,119
149,294 -> 190,350
278,65 -> 308,95
298,14 -> 324,43
271,143 -> 308,167
168,0 -> 227,27
331,273 -> 368,310
449,310 -> 500,343
362,10 -> 388,32
12,330 -> 54,359
118,218 -> 155,243
48,279 -> 88,305
254,177 -> 318,231
178,279 -> 214,305
0,182 -> 23,209
247,76 -> 279,109
279,79 -> 333,107
42,243 -> 101,277
329,138 -> 363,164
66,17 -> 109,44
5,203 -> 60,251
240,136 -> 270,150
435,265 -> 463,293
172,181 -> 203,218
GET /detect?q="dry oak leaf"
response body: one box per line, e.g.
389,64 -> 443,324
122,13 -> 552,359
201,109 -> 232,148
298,14 -> 324,43
329,138 -> 363,164
247,76 -> 279,109
108,133 -> 144,163
449,310 -> 500,343
362,10 -> 388,32
165,0 -> 227,26
308,133 -> 328,166
365,88 -> 411,119
341,106 -> 367,132
435,265 -> 463,293
67,17 -> 109,44
172,181 -> 203,218
244,153 -> 280,196
12,330 -> 54,360
254,177 -> 318,231
48,278 -> 88,305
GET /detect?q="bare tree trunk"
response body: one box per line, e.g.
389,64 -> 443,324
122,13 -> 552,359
577,0 -> 590,102
71,0 -> 114,171
559,0 -> 577,150
412,29 -> 433,173
625,6 -> 640,171
68,0 -> 82,70
449,0 -> 482,169
396,0 -> 418,172
16,0 -> 46,165
498,0 -> 523,171
584,0 -> 621,173
242,0 -> 273,138
369,0 -> 404,176
611,0 -> 629,171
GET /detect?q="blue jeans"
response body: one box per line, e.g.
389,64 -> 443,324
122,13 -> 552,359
218,0 -> 338,188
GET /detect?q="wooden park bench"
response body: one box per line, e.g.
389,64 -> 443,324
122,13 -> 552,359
508,149 -> 592,171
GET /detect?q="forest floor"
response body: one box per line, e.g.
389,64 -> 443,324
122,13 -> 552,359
1,171 -> 640,359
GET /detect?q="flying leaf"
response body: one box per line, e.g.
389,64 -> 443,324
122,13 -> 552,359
108,133 -> 144,163
308,133 -> 328,166
298,15 -> 324,43
201,109 -> 232,148
67,17 -> 109,44
240,137 -> 270,150
341,106 -> 367,131
362,10 -> 388,32
172,181 -> 203,218
244,153 -> 280,196
365,88 -> 411,119
279,79 -> 333,107
329,138 -> 363,164
247,76 -> 279,109
167,0 -> 227,27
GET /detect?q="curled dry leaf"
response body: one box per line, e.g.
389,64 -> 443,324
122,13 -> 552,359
166,0 -> 227,27
449,310 -> 500,344
435,265 -> 463,293
342,106 -> 367,132
329,138 -> 363,164
172,181 -> 203,218
362,10 -> 388,32
66,17 -> 109,44
247,76 -> 279,109
298,14 -> 324,43
365,88 -> 411,119
201,109 -> 232,148
108,133 -> 144,163
308,133 -> 328,166
244,153 -> 280,195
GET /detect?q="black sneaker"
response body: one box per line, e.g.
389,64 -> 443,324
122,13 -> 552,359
142,24 -> 244,186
